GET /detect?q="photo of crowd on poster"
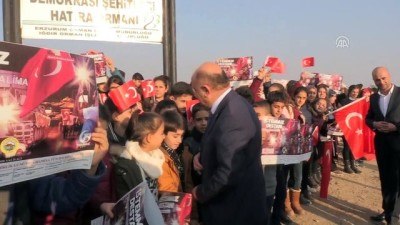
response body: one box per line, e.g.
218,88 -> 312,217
216,56 -> 253,81
260,118 -> 313,165
0,42 -> 98,161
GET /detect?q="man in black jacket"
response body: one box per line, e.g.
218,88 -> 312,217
366,66 -> 400,224
191,62 -> 267,225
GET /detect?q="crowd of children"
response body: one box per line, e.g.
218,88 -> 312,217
0,53 -> 375,225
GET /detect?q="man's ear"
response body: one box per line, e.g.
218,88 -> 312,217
201,84 -> 210,95
169,96 -> 176,101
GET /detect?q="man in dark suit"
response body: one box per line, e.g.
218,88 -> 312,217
190,62 -> 267,225
366,66 -> 400,224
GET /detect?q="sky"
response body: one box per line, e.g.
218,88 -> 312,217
1,0 -> 400,87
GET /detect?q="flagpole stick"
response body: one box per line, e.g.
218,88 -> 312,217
325,96 -> 367,116
266,67 -> 272,83
300,57 -> 305,83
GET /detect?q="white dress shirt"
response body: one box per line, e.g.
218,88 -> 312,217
211,88 -> 231,114
378,84 -> 394,116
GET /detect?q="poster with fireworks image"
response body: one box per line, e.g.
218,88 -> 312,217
299,71 -> 343,92
299,71 -> 317,87
158,192 -> 192,225
315,73 -> 343,92
91,181 -> 165,225
260,117 -> 313,165
81,51 -> 108,84
0,41 -> 98,187
216,56 -> 253,81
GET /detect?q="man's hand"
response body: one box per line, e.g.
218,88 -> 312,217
373,121 -> 385,130
257,67 -> 272,82
375,121 -> 397,133
87,125 -> 109,176
193,153 -> 203,174
100,202 -> 116,218
104,56 -> 116,72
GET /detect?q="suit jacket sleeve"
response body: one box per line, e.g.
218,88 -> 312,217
196,110 -> 257,203
390,87 -> 400,133
182,146 -> 194,193
365,96 -> 375,130
365,92 -> 400,134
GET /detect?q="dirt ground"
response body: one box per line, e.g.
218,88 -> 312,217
290,159 -> 384,225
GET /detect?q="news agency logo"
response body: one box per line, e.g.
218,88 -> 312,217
336,36 -> 350,48
79,130 -> 92,145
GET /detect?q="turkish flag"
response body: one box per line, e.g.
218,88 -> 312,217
61,109 -> 71,121
264,56 -> 280,68
141,80 -> 156,98
99,93 -> 108,105
108,80 -> 141,112
186,99 -> 200,122
312,126 -> 319,147
302,57 -> 315,67
20,49 -> 76,118
333,97 -> 375,160
270,62 -> 286,74
364,126 -> 376,160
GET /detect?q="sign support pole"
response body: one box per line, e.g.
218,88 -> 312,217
3,0 -> 22,43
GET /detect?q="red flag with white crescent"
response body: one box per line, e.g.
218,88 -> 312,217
99,93 -> 108,105
264,56 -> 280,68
61,109 -> 71,121
108,80 -> 141,112
312,126 -> 319,147
270,62 -> 286,74
186,99 -> 200,122
333,97 -> 375,160
141,80 -> 156,98
20,49 -> 75,118
302,57 -> 315,67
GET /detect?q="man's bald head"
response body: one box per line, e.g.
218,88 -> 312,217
191,62 -> 231,108
371,66 -> 392,94
197,62 -> 222,75
372,67 -> 390,78
192,62 -> 230,90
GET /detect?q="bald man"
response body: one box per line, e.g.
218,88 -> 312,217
190,63 -> 267,225
366,67 -> 400,224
